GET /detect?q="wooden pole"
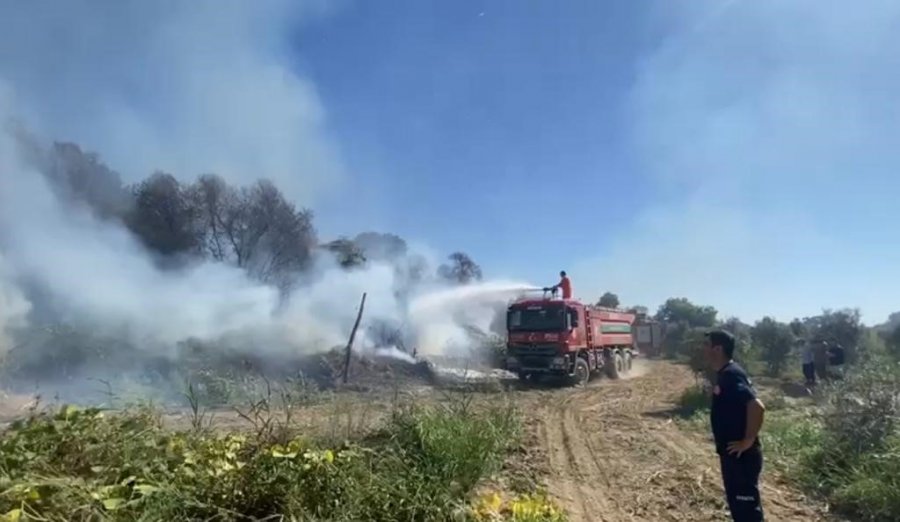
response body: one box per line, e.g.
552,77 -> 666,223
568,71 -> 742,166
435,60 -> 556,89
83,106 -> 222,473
342,292 -> 367,384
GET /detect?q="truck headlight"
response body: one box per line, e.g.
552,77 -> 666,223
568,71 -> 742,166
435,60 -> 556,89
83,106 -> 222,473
507,356 -> 519,367
551,356 -> 565,366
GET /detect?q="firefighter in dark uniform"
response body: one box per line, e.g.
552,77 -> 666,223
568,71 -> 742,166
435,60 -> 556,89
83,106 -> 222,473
704,330 -> 767,522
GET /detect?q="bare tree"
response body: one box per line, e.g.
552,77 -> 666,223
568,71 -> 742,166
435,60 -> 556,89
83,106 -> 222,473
189,174 -> 233,262
438,252 -> 483,285
218,180 -> 316,289
188,177 -> 317,290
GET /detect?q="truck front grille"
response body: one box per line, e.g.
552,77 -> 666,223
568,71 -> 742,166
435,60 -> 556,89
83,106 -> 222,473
508,345 -> 559,357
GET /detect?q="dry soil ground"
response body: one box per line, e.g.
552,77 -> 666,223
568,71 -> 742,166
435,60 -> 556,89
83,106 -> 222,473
0,360 -> 839,521
513,359 -> 838,522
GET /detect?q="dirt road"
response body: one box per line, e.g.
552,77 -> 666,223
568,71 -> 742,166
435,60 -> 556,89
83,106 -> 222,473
514,360 -> 834,522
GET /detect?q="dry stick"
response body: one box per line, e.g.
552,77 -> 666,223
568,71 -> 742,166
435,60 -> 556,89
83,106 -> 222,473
342,292 -> 367,384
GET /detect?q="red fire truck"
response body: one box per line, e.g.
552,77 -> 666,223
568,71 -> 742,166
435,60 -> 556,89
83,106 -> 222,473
505,290 -> 636,385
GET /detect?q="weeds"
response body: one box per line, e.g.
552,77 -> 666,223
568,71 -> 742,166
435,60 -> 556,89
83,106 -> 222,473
757,359 -> 900,521
387,399 -> 521,496
676,384 -> 709,417
760,410 -> 823,472
183,381 -> 212,433
0,389 -> 544,521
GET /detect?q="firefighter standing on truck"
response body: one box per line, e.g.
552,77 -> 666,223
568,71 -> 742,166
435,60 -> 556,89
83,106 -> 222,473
549,270 -> 572,299
705,330 -> 767,522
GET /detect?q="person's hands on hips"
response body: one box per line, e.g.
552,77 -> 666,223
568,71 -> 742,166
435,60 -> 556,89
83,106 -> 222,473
726,438 -> 755,457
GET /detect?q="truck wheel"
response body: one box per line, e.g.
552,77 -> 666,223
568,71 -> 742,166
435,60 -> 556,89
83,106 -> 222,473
572,358 -> 590,386
624,352 -> 633,373
606,353 -> 622,379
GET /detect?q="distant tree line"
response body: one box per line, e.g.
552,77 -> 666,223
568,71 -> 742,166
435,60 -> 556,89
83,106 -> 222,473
594,290 -> 898,379
18,136 -> 900,377
25,140 -> 484,296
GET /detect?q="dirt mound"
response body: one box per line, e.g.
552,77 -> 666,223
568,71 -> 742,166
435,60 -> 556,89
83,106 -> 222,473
162,341 -> 438,392
312,349 -> 437,390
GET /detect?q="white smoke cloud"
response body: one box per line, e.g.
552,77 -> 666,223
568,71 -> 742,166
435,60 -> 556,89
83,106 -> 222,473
0,1 -> 367,367
0,0 -> 343,203
0,88 -> 33,358
0,111 -> 280,348
408,280 -> 534,357
0,108 -> 529,382
277,259 -> 403,353
0,116 -> 527,375
0,2 -> 533,390
576,0 -> 900,323
0,255 -> 30,358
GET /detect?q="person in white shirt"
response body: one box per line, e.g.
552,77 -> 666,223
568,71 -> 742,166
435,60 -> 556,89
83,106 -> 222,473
800,340 -> 815,386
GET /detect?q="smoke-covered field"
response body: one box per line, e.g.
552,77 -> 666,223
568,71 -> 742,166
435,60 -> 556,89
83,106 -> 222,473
0,106 -> 535,406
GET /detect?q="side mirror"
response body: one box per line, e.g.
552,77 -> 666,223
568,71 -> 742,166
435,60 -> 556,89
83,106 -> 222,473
568,310 -> 579,328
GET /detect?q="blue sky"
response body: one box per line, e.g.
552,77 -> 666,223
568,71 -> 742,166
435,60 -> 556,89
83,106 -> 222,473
300,0 -> 900,323
301,1 -> 652,282
1,0 -> 899,323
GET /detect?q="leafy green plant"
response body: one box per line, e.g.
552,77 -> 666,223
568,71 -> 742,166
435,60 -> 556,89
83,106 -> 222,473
0,393 -> 526,521
755,359 -> 900,522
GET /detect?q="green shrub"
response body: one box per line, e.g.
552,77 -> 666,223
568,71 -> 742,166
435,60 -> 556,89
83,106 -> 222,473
760,411 -> 823,475
829,434 -> 900,522
677,384 -> 709,416
759,359 -> 900,521
0,398 -> 525,521
821,361 -> 900,456
388,401 -> 519,495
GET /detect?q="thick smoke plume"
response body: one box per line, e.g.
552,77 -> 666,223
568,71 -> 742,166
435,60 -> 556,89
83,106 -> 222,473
0,99 -> 34,359
0,2 -> 537,400
0,0 -> 342,202
0,123 -> 279,349
0,255 -> 30,358
0,115 -> 530,396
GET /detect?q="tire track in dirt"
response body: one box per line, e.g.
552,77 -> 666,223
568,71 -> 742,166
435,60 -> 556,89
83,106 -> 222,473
516,361 -> 839,522
539,396 -> 615,521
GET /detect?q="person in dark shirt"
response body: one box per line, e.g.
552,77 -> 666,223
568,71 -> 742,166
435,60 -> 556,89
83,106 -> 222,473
704,330 -> 767,522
